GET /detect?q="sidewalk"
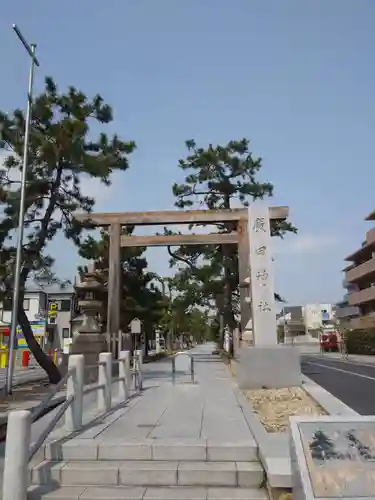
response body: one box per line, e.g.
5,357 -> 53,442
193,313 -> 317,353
48,343 -> 257,444
318,351 -> 375,364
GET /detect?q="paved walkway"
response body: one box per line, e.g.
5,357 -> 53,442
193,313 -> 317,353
49,343 -> 256,445
101,344 -> 254,442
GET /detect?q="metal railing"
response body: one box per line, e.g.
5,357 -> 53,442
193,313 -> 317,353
171,351 -> 195,384
2,349 -> 143,500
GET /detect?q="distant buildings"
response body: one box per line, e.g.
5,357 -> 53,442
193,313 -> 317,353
277,303 -> 336,339
341,208 -> 375,329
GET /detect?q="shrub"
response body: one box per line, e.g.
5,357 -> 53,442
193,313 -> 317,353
346,328 -> 375,355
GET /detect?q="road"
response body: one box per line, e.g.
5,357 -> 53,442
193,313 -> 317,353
301,354 -> 375,415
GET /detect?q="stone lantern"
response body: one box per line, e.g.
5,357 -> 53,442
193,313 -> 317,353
70,271 -> 108,381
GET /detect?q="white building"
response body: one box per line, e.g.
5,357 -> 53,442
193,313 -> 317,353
302,303 -> 336,331
0,285 -> 76,351
277,303 -> 336,343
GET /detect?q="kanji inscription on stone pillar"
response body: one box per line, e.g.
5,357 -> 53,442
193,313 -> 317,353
248,205 -> 277,346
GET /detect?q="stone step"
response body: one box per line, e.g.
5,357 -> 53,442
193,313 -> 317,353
30,460 -> 264,488
44,439 -> 258,462
28,485 -> 269,500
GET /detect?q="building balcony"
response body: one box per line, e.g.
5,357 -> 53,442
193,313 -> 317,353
335,305 -> 360,319
350,314 -> 375,330
366,227 -> 375,245
342,277 -> 350,288
348,286 -> 375,306
346,257 -> 375,283
345,240 -> 375,264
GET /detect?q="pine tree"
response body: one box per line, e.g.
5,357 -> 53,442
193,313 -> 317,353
309,430 -> 339,461
170,139 -> 296,340
79,228 -> 168,355
0,77 -> 135,383
346,430 -> 375,460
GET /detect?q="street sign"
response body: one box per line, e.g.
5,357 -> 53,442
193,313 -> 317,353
130,318 -> 142,334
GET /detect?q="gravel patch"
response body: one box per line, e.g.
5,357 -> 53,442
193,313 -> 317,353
245,386 -> 326,432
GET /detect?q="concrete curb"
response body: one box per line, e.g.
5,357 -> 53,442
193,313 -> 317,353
234,387 -> 292,489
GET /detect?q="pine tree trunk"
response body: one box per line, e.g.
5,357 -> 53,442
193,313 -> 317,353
18,303 -> 62,385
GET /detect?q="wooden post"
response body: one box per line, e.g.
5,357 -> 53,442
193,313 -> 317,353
238,219 -> 250,333
107,223 -> 121,337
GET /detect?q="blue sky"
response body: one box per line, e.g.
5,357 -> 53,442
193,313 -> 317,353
1,0 -> 374,305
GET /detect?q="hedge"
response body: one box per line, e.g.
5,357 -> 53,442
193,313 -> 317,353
346,328 -> 375,355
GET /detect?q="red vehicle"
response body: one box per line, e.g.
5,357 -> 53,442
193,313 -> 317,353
319,329 -> 338,352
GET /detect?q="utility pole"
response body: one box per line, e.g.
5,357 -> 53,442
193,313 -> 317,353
5,25 -> 40,395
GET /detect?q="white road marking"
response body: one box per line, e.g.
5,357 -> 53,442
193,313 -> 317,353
304,360 -> 375,382
306,356 -> 375,370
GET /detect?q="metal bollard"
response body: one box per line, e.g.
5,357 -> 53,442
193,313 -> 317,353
98,352 -> 112,413
133,351 -> 143,391
171,356 -> 176,384
118,330 -> 123,354
2,410 -> 32,500
119,350 -> 130,401
65,354 -> 84,432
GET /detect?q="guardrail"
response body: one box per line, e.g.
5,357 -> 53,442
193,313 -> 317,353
171,351 -> 195,384
2,349 -> 143,500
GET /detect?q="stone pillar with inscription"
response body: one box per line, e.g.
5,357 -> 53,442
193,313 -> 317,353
236,204 -> 301,389
248,205 -> 277,346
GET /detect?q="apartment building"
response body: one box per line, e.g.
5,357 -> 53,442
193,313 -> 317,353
344,208 -> 375,329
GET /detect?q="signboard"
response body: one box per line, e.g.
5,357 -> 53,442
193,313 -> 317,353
1,320 -> 46,339
290,416 -> 375,500
0,321 -> 45,350
322,309 -> 329,323
48,301 -> 58,319
248,205 -> 277,345
130,318 -> 142,335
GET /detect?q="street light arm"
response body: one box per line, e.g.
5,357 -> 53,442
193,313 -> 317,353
12,25 -> 40,66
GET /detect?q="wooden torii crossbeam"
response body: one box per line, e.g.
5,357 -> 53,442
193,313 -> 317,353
74,206 -> 289,334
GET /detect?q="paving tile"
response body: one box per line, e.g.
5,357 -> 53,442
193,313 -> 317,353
143,487 -> 207,499
30,461 -> 66,485
207,441 -> 257,462
98,440 -> 152,460
45,440 -> 98,460
152,439 -> 207,461
207,487 -> 268,499
236,462 -> 264,488
119,461 -> 178,486
80,486 -> 146,499
27,485 -> 86,500
60,461 -> 120,485
178,462 -> 236,487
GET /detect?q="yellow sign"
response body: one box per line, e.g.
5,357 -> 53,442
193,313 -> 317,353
48,302 -> 57,318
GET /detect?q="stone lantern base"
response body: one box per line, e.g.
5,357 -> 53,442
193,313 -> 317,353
70,332 -> 109,384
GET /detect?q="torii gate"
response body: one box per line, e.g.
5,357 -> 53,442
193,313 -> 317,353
75,206 -> 288,344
